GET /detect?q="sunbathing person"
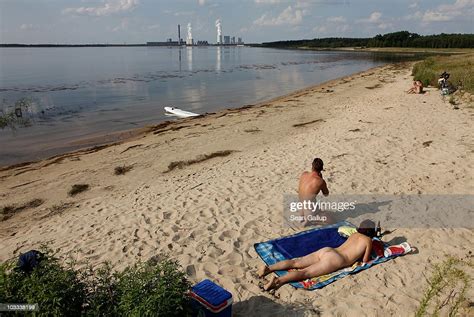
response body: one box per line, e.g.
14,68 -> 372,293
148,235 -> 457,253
258,220 -> 376,291
406,80 -> 423,94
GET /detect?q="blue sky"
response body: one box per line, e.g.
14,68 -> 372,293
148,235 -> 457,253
1,0 -> 473,44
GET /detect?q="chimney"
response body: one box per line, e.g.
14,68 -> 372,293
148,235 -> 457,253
178,24 -> 181,45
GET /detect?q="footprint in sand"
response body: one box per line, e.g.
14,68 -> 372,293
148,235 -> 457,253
218,229 -> 239,241
186,264 -> 197,278
225,253 -> 243,265
218,265 -> 244,277
202,262 -> 219,275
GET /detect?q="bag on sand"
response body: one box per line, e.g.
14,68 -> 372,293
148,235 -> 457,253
16,250 -> 44,273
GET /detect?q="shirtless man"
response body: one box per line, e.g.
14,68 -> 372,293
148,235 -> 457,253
258,220 -> 376,291
298,158 -> 329,225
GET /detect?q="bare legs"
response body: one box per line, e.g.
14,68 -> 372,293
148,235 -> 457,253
258,248 -> 346,291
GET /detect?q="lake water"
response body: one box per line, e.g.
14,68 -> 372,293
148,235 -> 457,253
0,46 -> 402,166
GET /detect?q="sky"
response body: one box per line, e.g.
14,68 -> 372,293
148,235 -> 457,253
0,0 -> 473,44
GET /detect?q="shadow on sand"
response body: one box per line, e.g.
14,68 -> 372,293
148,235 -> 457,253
233,295 -> 319,317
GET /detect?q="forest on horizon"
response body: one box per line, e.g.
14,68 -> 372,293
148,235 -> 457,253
260,31 -> 474,49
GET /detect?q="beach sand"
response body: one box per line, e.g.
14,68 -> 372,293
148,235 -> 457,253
1,62 -> 473,316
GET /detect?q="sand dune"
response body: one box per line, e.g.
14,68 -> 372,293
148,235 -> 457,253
1,62 -> 473,316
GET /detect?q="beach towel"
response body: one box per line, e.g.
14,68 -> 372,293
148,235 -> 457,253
254,221 -> 406,290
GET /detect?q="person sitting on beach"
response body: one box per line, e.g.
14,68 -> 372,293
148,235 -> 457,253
297,158 -> 329,225
258,220 -> 376,291
406,80 -> 423,94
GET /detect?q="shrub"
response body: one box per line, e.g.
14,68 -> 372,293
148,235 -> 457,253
1,250 -> 192,316
115,259 -> 191,316
83,263 -> 119,316
0,250 -> 86,316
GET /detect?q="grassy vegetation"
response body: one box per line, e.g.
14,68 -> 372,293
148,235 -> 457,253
0,248 -> 192,316
0,98 -> 33,130
412,53 -> 474,94
166,150 -> 236,172
114,165 -> 133,175
416,257 -> 472,317
1,198 -> 44,221
68,184 -> 90,197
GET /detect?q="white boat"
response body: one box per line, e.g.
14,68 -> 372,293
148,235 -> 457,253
164,107 -> 200,118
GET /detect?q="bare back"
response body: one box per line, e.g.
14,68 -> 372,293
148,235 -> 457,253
336,233 -> 373,264
298,171 -> 328,201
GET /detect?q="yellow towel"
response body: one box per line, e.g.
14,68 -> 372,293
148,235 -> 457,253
338,226 -> 357,237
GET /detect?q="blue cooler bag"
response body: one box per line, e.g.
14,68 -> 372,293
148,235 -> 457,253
190,279 -> 233,317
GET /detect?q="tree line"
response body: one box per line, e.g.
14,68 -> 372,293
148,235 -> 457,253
260,31 -> 474,49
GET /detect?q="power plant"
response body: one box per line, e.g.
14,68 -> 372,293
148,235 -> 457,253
147,19 -> 243,47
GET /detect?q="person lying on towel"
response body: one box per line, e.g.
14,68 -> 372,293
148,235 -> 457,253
258,220 -> 377,291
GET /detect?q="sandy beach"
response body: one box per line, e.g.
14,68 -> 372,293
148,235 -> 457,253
1,62 -> 473,316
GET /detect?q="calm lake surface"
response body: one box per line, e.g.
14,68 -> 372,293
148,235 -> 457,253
0,46 -> 402,166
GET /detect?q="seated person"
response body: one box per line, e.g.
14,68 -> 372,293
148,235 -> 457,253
258,220 -> 376,291
406,80 -> 423,94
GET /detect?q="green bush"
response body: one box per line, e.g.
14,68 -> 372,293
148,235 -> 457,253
115,259 -> 191,317
0,250 -> 192,316
83,263 -> 119,316
0,251 -> 86,316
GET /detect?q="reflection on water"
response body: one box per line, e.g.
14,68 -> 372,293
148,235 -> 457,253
187,47 -> 193,72
216,46 -> 222,72
0,47 -> 422,165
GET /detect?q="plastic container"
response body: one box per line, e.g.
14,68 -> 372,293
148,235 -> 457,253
190,279 -> 233,317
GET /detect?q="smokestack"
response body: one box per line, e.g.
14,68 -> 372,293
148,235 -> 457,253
215,19 -> 222,44
178,24 -> 181,45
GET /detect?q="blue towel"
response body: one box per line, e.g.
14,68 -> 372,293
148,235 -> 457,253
254,221 -> 402,290
273,225 -> 347,259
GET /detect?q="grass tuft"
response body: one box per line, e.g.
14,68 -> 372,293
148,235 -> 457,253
1,198 -> 44,221
166,150 -> 235,172
114,165 -> 133,175
415,256 -> 472,317
68,184 -> 89,197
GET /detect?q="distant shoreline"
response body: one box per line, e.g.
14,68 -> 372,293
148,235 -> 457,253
248,45 -> 473,55
0,44 -> 249,48
0,44 -> 148,48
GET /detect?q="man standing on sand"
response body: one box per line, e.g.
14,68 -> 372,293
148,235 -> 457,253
297,158 -> 329,226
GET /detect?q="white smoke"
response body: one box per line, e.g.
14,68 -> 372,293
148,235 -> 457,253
187,23 -> 193,41
215,18 -> 222,43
